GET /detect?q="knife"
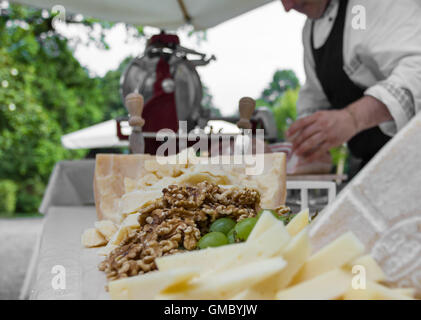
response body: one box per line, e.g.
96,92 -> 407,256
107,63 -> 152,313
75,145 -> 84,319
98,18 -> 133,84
126,92 -> 145,154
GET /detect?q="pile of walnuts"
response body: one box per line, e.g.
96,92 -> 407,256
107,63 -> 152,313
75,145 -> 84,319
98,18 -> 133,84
99,181 -> 260,281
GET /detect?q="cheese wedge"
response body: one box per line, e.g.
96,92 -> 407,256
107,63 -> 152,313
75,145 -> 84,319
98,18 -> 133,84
94,220 -> 117,241
253,228 -> 311,297
99,213 -> 140,255
94,151 -> 287,221
247,210 -> 279,241
293,232 -> 365,283
211,221 -> 290,274
343,281 -> 414,300
160,257 -> 287,300
118,189 -> 162,218
81,228 -> 107,248
276,269 -> 351,300
109,267 -> 200,300
231,288 -> 269,300
286,208 -> 309,236
345,254 -> 386,282
393,288 -> 416,298
156,243 -> 248,272
94,153 -> 154,222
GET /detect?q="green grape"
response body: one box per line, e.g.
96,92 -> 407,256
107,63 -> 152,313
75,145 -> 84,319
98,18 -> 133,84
227,228 -> 236,244
210,218 -> 236,235
198,232 -> 228,249
234,217 -> 258,241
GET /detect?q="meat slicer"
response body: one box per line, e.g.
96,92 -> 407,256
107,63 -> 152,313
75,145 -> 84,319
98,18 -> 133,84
117,31 -> 278,155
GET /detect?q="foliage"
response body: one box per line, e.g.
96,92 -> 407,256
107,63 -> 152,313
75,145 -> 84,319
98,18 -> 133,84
0,179 -> 18,213
202,83 -> 221,118
0,3 -> 140,214
256,69 -> 300,140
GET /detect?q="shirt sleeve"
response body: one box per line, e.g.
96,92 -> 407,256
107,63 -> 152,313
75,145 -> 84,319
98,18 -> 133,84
296,20 -> 331,119
363,0 -> 421,136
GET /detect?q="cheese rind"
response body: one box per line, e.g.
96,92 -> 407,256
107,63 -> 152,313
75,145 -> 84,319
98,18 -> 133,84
94,152 -> 287,221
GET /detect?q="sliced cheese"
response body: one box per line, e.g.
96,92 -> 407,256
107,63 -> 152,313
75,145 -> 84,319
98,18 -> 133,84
156,243 -> 248,272
345,254 -> 386,282
293,232 -> 365,283
393,288 -> 416,298
343,281 -> 414,300
94,220 -> 118,241
231,288 -> 270,300
119,190 -> 162,217
276,269 -> 351,300
99,213 -> 140,255
81,228 -> 107,248
286,208 -> 309,236
254,228 -> 311,297
161,257 -> 286,300
211,221 -> 290,273
247,210 -> 279,241
109,267 -> 200,300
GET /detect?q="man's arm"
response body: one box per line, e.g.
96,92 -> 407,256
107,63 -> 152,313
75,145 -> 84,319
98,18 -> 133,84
347,96 -> 393,134
286,95 -> 392,161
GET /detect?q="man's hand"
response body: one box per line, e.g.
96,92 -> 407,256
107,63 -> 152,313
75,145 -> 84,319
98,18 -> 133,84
286,96 -> 393,162
286,109 -> 358,161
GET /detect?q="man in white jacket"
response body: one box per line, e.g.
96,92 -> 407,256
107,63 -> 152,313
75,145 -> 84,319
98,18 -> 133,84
284,0 -> 421,168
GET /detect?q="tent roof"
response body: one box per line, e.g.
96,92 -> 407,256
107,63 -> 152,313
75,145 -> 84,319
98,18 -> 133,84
16,0 -> 274,30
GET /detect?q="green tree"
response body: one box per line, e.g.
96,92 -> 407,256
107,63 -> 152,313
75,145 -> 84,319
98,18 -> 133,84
256,69 -> 300,140
0,3 -> 142,213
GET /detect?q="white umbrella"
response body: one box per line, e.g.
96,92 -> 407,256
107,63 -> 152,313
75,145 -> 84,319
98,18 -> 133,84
61,119 -> 240,149
14,0 -> 274,30
61,120 -> 129,149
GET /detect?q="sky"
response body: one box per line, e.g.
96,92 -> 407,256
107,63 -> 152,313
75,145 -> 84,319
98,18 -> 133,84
71,1 -> 307,116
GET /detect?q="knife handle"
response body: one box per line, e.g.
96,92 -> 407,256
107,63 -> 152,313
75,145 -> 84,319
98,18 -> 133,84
126,93 -> 145,127
236,97 -> 255,130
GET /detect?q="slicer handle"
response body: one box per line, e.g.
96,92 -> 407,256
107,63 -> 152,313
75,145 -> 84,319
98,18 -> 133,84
126,93 -> 145,127
236,97 -> 256,130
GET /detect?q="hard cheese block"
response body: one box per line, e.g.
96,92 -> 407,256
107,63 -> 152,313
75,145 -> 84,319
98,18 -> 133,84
94,151 -> 287,222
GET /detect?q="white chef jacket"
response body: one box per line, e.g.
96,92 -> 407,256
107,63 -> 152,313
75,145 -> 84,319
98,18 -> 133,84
297,0 -> 421,136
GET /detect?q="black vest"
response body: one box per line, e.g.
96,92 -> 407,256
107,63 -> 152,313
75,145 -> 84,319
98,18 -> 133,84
311,0 -> 390,165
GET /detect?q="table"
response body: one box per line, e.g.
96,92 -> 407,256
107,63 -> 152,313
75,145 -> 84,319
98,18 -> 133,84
24,161 -> 345,299
25,206 -> 110,300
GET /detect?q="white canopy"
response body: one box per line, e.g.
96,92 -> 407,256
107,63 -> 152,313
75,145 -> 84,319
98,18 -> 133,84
61,119 -> 240,149
15,0 -> 274,30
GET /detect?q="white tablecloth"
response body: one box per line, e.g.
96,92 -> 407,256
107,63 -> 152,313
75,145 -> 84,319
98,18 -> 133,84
29,206 -> 110,299
39,160 -> 95,214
